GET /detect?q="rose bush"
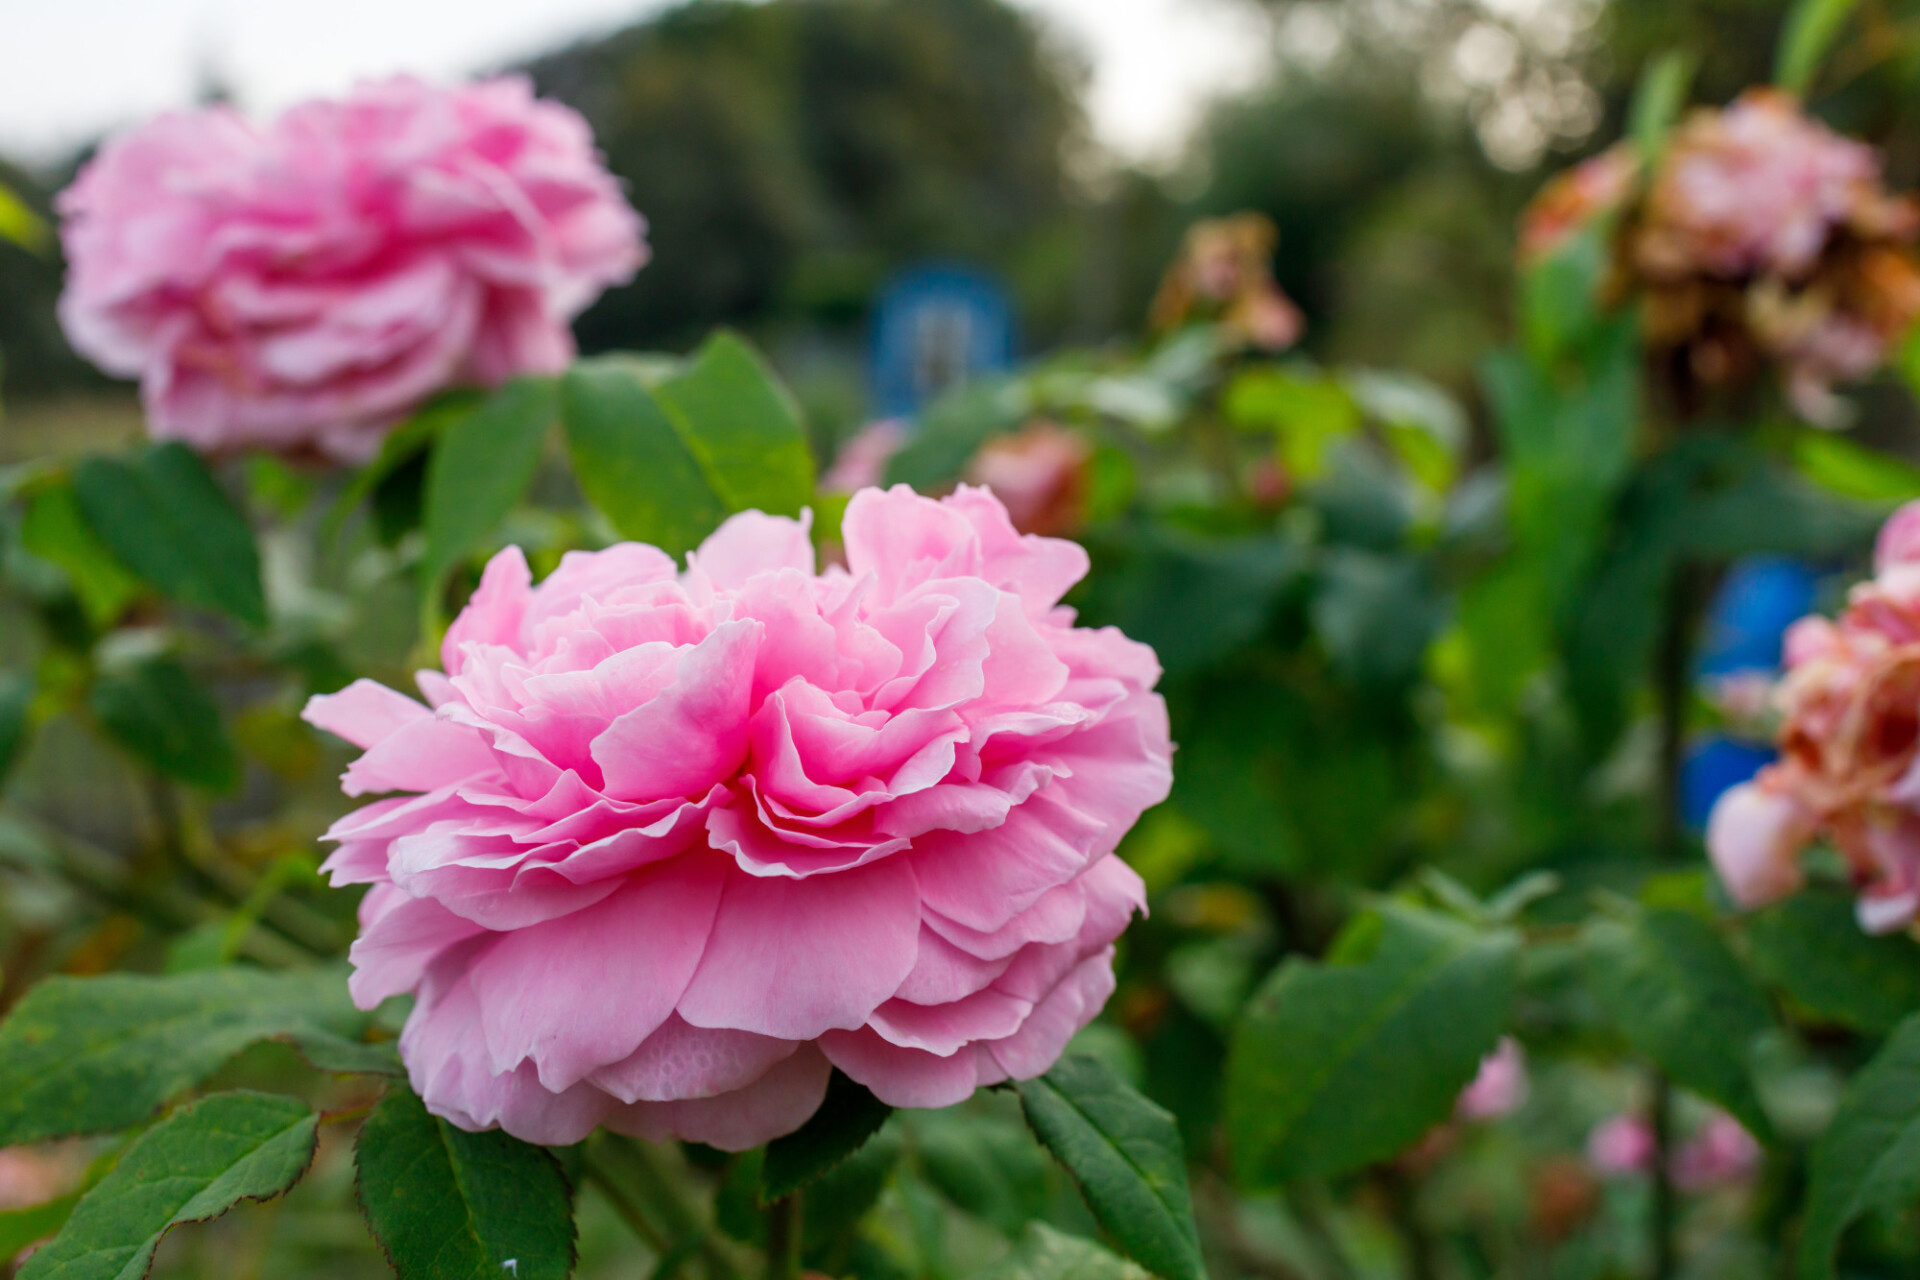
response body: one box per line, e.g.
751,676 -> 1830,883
56,76 -> 644,460
304,484 -> 1171,1146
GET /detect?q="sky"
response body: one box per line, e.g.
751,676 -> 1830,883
0,0 -> 1273,167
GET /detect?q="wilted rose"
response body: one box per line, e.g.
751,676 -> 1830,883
306,486 -> 1172,1146
58,76 -> 644,461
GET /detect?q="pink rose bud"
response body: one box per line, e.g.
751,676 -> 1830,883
1456,1036 -> 1529,1121
1671,1112 -> 1761,1190
304,487 -> 1172,1147
57,76 -> 645,461
1586,1114 -> 1656,1176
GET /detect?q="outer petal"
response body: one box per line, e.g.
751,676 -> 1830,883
589,1014 -> 799,1104
607,1043 -> 831,1151
690,510 -> 815,590
441,546 -> 533,676
303,679 -> 430,749
677,858 -> 921,1040
347,885 -> 487,1009
469,854 -> 728,1091
1706,781 -> 1813,908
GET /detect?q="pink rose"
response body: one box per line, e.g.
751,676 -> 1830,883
1586,1114 -> 1656,1175
1875,499 -> 1920,573
1670,1112 -> 1761,1191
58,76 -> 645,461
1640,90 -> 1889,281
1456,1036 -> 1529,1121
305,486 -> 1172,1147
1706,501 -> 1920,931
965,423 -> 1092,538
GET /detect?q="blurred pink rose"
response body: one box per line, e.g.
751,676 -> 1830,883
1707,500 -> 1920,932
1587,1114 -> 1656,1175
1671,1112 -> 1762,1191
1586,1111 -> 1759,1189
965,423 -> 1091,538
1519,145 -> 1639,260
58,76 -> 645,461
1456,1036 -> 1529,1121
305,486 -> 1172,1146
1639,89 -> 1894,281
822,420 -> 908,494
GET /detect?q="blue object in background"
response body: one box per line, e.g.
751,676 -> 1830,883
1683,555 -> 1822,827
1682,738 -> 1777,829
1695,555 -> 1820,677
871,264 -> 1013,419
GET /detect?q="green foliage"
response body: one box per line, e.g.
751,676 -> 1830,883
1226,904 -> 1518,1185
0,668 -> 30,785
0,965 -> 385,1145
72,444 -> 266,628
1585,909 -> 1775,1138
762,1069 -> 893,1201
1800,1015 -> 1920,1279
969,1223 -> 1150,1280
421,377 -> 559,593
904,1105 -> 1053,1238
561,356 -> 729,554
19,481 -> 145,627
1748,891 -> 1920,1034
1628,51 -> 1696,161
19,1091 -> 318,1280
89,653 -> 239,791
0,1194 -> 80,1262
1775,0 -> 1861,93
355,1087 -> 575,1280
653,330 -> 815,517
1015,1054 -> 1206,1280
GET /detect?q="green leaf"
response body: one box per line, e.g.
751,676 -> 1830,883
1800,1014 -> 1920,1279
1629,51 -> 1695,162
1777,0 -> 1862,94
762,1069 -> 892,1202
1014,1053 -> 1205,1280
0,1194 -> 79,1262
355,1087 -> 575,1280
560,357 -> 728,555
1223,368 -> 1360,482
885,378 -> 1026,490
904,1106 -> 1051,1238
19,482 -> 145,627
72,444 -> 265,628
89,653 -> 239,791
18,1091 -> 316,1280
0,180 -> 46,251
1748,890 -> 1920,1034
1791,428 -> 1920,504
421,377 -> 558,590
970,1223 -> 1150,1280
1585,909 -> 1774,1138
654,330 -> 814,516
0,669 -> 32,785
1226,904 -> 1519,1186
323,390 -> 484,544
0,965 -> 386,1145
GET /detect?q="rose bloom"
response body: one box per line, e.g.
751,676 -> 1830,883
1456,1036 -> 1529,1121
1585,1111 -> 1759,1190
1518,144 -> 1639,261
58,76 -> 645,461
964,423 -> 1091,538
1638,90 -> 1907,282
1708,499 -> 1920,932
305,486 -> 1172,1146
1148,212 -> 1303,352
